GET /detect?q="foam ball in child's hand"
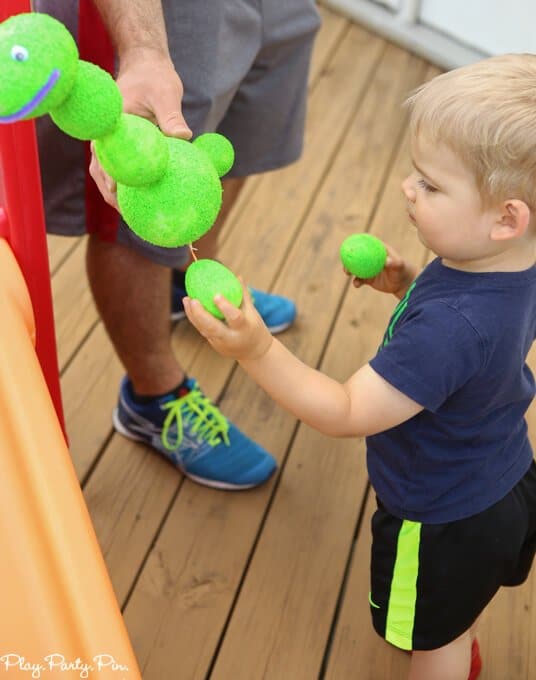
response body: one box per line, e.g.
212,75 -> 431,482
185,259 -> 243,319
340,233 -> 387,278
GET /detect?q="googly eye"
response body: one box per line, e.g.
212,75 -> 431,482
10,45 -> 29,62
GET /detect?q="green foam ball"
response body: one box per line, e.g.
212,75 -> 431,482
185,259 -> 243,319
94,113 -> 169,186
193,133 -> 235,177
340,233 -> 387,278
118,137 -> 223,247
50,60 -> 122,140
0,13 -> 78,121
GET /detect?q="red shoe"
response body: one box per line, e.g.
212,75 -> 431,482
468,639 -> 482,680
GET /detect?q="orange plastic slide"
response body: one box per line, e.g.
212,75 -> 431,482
0,237 -> 141,678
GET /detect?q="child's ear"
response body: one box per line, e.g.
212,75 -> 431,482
490,199 -> 531,241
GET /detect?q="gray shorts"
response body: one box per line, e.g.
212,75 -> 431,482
36,0 -> 320,267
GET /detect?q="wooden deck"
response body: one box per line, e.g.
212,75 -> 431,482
47,6 -> 536,679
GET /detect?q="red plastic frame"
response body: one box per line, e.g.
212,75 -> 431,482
0,0 -> 65,434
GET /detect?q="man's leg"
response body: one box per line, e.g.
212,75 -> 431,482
86,234 -> 184,395
86,233 -> 277,489
189,177 -> 246,262
409,630 -> 472,680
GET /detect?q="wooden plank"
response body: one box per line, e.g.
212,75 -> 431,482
211,48 -> 428,680
215,28 -> 385,291
125,484 -> 277,678
51,239 -> 97,370
216,5 -> 347,255
82,435 -> 179,605
480,578 -> 533,680
47,234 -> 81,275
310,4 -> 349,86
326,493 -> 411,679
60,323 -> 124,481
123,41 -> 427,680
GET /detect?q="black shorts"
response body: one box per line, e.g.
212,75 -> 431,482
369,460 -> 536,651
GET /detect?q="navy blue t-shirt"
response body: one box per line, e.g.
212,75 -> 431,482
368,258 -> 536,523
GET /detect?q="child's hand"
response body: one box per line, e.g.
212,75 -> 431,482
345,243 -> 417,298
183,281 -> 274,361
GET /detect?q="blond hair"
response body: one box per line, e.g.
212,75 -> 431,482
406,54 -> 536,208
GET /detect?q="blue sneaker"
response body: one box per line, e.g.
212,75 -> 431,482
112,377 -> 277,489
171,270 -> 296,334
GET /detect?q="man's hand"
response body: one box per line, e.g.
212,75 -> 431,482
345,242 -> 418,299
116,47 -> 191,137
89,48 -> 192,209
183,281 -> 274,362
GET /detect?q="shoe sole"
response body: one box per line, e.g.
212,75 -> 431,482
265,320 -> 293,334
170,310 -> 186,322
112,408 -> 274,491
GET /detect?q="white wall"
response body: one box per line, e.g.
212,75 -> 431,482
324,0 -> 488,68
324,0 -> 536,68
421,0 -> 536,55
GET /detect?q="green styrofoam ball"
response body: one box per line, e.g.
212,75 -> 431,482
50,60 -> 122,140
118,137 -> 223,247
193,133 -> 235,177
185,259 -> 243,319
0,12 -> 78,122
340,233 -> 387,278
94,113 -> 169,186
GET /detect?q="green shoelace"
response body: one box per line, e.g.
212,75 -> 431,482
160,386 -> 230,451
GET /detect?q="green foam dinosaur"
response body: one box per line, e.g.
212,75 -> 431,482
0,11 -> 242,318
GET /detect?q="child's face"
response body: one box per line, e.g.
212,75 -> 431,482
401,135 -> 497,266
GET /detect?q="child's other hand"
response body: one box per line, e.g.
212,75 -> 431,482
183,281 -> 274,361
345,243 -> 416,298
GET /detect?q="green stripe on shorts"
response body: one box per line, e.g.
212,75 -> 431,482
385,519 -> 422,650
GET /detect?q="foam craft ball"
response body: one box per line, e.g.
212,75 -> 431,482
193,133 -> 235,178
94,113 -> 169,186
117,137 -> 224,247
340,233 -> 387,279
0,12 -> 235,249
0,13 -> 78,119
185,259 -> 243,320
51,59 -> 122,139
